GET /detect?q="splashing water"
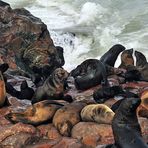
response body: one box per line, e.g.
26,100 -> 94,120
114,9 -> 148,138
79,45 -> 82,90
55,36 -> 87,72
5,0 -> 148,71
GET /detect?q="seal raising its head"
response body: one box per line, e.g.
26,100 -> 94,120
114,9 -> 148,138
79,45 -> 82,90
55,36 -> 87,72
112,97 -> 148,148
119,48 -> 134,69
135,50 -> 148,81
100,44 -> 125,67
32,68 -> 70,104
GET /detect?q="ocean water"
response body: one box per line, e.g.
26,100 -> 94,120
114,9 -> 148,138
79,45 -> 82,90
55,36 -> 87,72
5,0 -> 148,71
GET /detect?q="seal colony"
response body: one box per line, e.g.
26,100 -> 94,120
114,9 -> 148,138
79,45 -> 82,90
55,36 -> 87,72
0,1 -> 148,147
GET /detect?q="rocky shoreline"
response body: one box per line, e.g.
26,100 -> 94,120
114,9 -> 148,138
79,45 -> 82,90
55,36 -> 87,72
0,1 -> 147,148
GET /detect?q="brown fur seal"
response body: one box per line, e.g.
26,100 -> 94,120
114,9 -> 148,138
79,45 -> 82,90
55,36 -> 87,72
70,59 -> 109,90
112,97 -> 148,148
80,104 -> 115,124
140,89 -> 148,110
118,48 -> 134,69
0,71 -> 6,107
135,50 -> 148,81
53,102 -> 86,136
32,68 -> 72,104
5,100 -> 63,125
100,44 -> 125,67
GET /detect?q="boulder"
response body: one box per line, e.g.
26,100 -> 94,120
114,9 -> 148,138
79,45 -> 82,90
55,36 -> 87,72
71,122 -> 114,147
0,122 -> 37,143
37,123 -> 62,140
0,1 -> 64,79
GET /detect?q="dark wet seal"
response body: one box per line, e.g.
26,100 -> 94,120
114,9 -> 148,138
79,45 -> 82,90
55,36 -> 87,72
93,86 -> 124,103
111,97 -> 148,148
6,80 -> 34,100
135,50 -> 148,81
119,65 -> 142,82
100,44 -> 125,67
70,59 -> 109,90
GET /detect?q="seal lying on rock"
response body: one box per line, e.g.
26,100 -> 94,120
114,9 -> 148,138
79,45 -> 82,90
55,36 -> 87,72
53,102 -> 86,136
135,50 -> 148,81
70,59 -> 109,90
5,100 -> 63,125
118,48 -> 134,69
6,80 -> 34,100
93,86 -> 124,103
32,68 -> 73,104
112,97 -> 148,148
80,104 -> 115,124
100,44 -> 125,67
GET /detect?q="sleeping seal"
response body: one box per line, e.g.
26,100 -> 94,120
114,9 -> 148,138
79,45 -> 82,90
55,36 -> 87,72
70,59 -> 109,90
100,44 -> 125,67
80,104 -> 115,124
5,100 -> 63,125
112,97 -> 148,148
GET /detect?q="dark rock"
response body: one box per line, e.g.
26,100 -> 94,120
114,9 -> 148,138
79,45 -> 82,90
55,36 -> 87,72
0,1 -> 64,82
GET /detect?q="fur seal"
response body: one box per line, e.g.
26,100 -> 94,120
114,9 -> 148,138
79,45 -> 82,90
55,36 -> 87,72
0,71 -> 6,107
112,97 -> 148,148
53,102 -> 86,136
135,50 -> 148,81
70,59 -> 109,90
93,86 -> 124,103
32,68 -> 72,104
119,48 -> 134,69
80,104 -> 115,124
5,100 -> 63,125
6,80 -> 34,100
140,89 -> 148,110
100,44 -> 125,67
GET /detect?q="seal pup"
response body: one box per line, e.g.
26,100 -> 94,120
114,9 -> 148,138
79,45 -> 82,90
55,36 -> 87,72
5,100 -> 63,125
112,97 -> 148,148
6,80 -> 34,100
100,44 -> 125,67
118,48 -> 134,69
32,68 -> 72,104
70,59 -> 109,90
135,50 -> 148,81
80,104 -> 115,124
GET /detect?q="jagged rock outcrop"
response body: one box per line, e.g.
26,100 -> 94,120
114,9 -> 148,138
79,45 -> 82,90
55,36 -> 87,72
0,1 -> 64,81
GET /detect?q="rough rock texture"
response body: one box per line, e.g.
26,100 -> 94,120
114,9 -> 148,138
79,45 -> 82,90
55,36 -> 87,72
37,123 -> 62,140
0,122 -> 37,143
0,1 -> 64,79
71,122 -> 114,147
1,132 -> 40,147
